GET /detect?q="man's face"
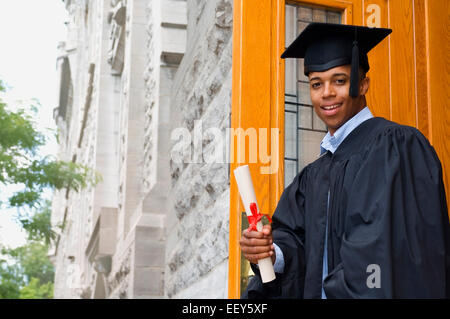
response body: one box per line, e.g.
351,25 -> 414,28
308,65 -> 368,135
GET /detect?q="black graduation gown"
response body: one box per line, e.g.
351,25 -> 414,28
243,117 -> 450,299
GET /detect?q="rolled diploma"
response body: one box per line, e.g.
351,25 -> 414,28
234,165 -> 276,283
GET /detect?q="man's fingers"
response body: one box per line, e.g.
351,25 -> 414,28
240,237 -> 272,247
242,227 -> 272,239
239,226 -> 274,265
244,251 -> 274,264
242,244 -> 274,255
242,229 -> 264,239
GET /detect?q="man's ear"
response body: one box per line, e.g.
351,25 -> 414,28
360,76 -> 370,96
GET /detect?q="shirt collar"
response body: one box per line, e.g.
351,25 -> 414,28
320,106 -> 373,155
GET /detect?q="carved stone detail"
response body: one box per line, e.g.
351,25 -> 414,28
107,0 -> 126,74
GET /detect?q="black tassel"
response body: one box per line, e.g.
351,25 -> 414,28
350,40 -> 359,98
350,27 -> 359,98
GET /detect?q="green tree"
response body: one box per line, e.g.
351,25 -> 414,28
3,241 -> 55,285
0,260 -> 22,299
0,201 -> 57,299
0,240 -> 55,299
0,78 -> 100,220
0,78 -> 99,298
19,199 -> 57,246
19,278 -> 54,299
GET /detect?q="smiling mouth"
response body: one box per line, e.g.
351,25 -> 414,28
321,103 -> 342,110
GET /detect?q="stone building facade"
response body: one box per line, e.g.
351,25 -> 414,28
52,0 -> 232,298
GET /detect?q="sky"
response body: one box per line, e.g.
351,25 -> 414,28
0,0 -> 68,248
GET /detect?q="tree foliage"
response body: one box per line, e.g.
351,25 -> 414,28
19,199 -> 57,246
0,240 -> 55,299
0,201 -> 56,299
0,78 -> 100,298
0,260 -> 22,299
0,79 -> 100,209
19,278 -> 54,299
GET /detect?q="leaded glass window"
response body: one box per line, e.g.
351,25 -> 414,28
284,4 -> 342,187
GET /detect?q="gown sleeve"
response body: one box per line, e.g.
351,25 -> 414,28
323,126 -> 450,298
242,167 -> 308,299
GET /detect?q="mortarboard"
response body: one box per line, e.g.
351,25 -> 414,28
281,23 -> 392,97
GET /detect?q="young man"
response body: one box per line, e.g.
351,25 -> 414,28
240,23 -> 450,298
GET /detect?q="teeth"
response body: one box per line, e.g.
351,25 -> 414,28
323,104 -> 340,110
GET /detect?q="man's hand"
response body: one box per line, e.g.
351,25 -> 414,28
239,224 -> 275,265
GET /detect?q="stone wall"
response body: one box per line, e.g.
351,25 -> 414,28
52,1 -> 107,298
53,0 -> 111,298
52,0 -> 170,298
165,0 -> 233,298
52,0 -> 233,299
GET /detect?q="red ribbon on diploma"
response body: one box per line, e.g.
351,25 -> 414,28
246,202 -> 272,232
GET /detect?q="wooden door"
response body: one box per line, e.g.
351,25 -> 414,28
228,0 -> 449,299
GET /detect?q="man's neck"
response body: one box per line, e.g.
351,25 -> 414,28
320,106 -> 374,155
329,98 -> 366,136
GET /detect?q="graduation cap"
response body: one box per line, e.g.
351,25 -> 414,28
281,23 -> 392,97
